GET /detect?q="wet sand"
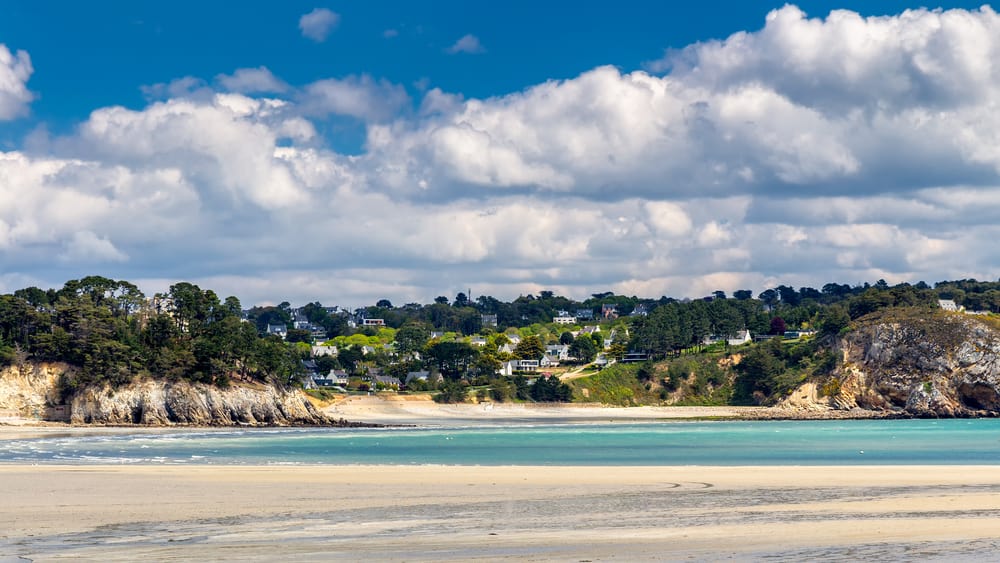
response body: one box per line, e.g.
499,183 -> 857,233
3,465 -> 1000,561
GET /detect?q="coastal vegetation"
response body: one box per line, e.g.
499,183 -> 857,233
3,275 -> 1000,416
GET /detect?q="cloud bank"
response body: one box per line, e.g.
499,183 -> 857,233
2,5 -> 1000,305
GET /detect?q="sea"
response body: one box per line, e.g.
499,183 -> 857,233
4,418 -> 1000,465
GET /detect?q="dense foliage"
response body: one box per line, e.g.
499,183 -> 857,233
0,276 -> 301,394
0,274 -> 986,407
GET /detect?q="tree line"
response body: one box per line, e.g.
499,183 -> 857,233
0,275 -> 982,398
0,276 -> 301,395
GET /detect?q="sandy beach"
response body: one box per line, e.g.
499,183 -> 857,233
321,394 -> 805,425
2,404 -> 996,560
2,464 -> 1000,561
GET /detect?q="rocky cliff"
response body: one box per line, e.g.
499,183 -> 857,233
0,363 -> 66,419
792,310 -> 1000,417
0,362 -> 357,426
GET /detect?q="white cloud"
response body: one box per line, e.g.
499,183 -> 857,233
140,76 -> 209,101
301,75 -> 411,122
419,88 -> 463,116
216,67 -> 288,94
446,34 -> 485,54
0,44 -> 33,119
59,231 -> 128,263
649,5 -> 1000,113
299,8 -> 340,42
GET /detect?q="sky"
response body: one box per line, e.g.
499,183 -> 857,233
1,1 -> 999,307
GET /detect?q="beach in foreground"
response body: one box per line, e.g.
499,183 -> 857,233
3,464 -> 1000,561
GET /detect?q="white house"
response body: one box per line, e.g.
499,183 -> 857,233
553,316 -> 577,325
938,299 -> 962,312
311,344 -> 338,357
545,344 -> 570,360
727,330 -> 752,346
516,359 -> 540,372
540,354 -> 561,368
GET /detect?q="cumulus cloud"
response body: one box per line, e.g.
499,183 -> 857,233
59,231 -> 129,263
299,8 -> 339,42
300,75 -> 411,122
140,76 -> 210,101
649,5 -> 1000,113
215,67 -> 288,94
7,5 -> 1000,305
0,44 -> 34,119
446,34 -> 485,54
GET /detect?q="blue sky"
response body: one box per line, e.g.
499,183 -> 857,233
1,2 -> 999,305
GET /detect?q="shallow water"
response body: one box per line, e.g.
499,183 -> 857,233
4,418 -> 1000,465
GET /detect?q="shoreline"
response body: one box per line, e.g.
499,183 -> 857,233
319,394 -> 892,426
0,395 -> 918,438
3,464 -> 1000,560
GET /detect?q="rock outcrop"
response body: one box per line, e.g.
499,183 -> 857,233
0,363 -> 67,419
0,362 -> 360,426
788,310 -> 1000,417
69,379 -> 333,425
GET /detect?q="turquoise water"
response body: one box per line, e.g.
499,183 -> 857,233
4,419 -> 1000,465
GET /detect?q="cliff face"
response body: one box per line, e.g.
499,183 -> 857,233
0,362 -> 335,426
69,379 -> 331,425
818,311 -> 1000,417
0,363 -> 66,418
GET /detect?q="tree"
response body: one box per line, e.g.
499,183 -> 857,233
473,353 -> 502,378
769,317 -> 787,336
758,289 -> 780,309
453,292 -> 470,307
376,299 -> 393,309
513,374 -> 531,400
775,285 -> 800,307
434,381 -> 468,403
559,331 -> 575,345
733,290 -> 753,300
736,338 -> 786,399
286,328 -> 312,344
569,335 -> 598,362
395,322 -> 430,356
434,296 -> 449,304
489,377 -> 514,402
338,346 -> 364,374
818,305 -> 850,336
607,342 -> 627,361
530,374 -> 572,402
591,332 -> 604,350
514,335 -> 545,361
425,341 -> 479,380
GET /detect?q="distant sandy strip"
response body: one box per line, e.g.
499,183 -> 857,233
321,394 -> 785,426
3,465 -> 1000,561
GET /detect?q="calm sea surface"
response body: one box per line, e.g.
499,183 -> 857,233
4,419 -> 1000,465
